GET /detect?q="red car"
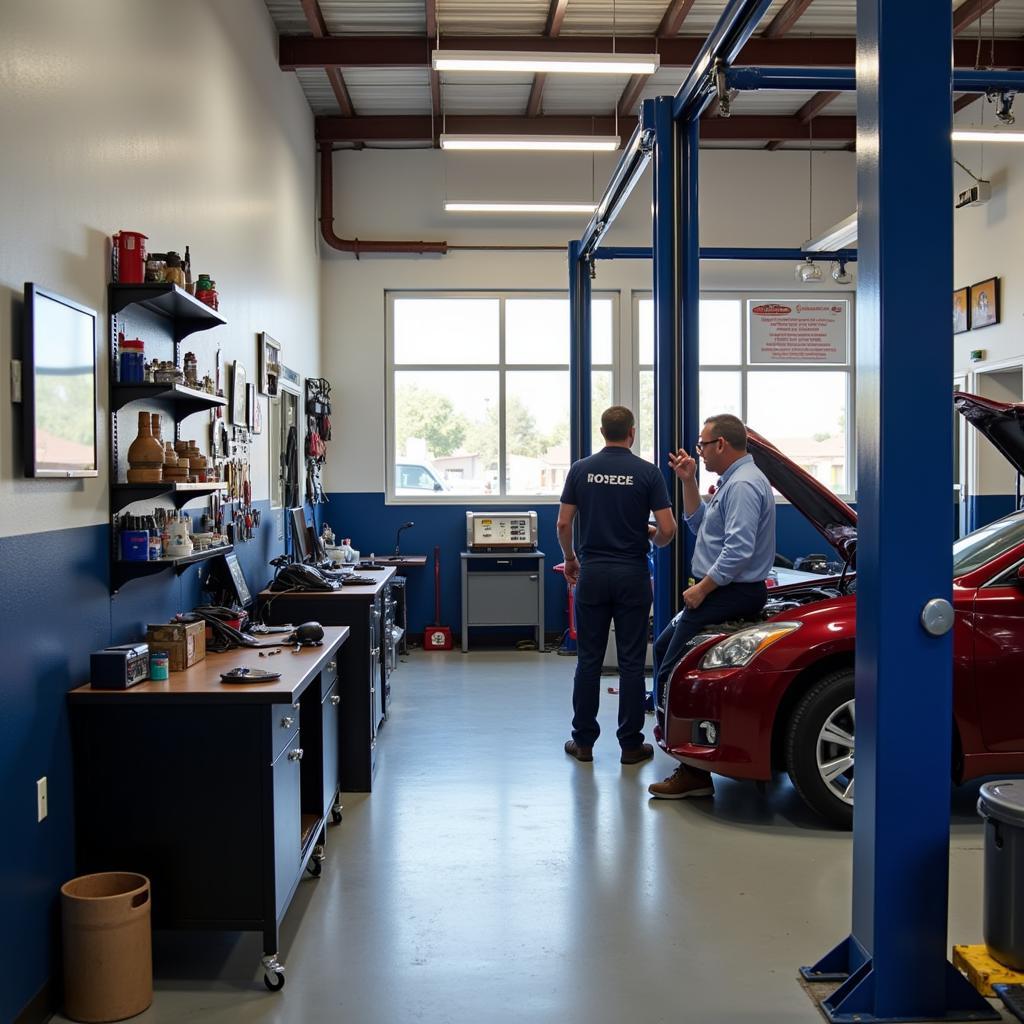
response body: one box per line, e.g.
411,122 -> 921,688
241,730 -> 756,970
654,391 -> 1024,827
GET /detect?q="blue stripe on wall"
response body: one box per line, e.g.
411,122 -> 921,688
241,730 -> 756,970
318,493 -> 857,637
2,500 -> 283,1023
967,494 -> 1018,534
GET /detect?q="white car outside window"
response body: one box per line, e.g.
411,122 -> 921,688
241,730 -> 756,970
395,462 -> 447,496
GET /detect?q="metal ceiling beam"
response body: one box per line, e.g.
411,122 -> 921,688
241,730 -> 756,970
314,112 -> 858,144
657,0 -> 698,37
763,0 -> 816,39
797,90 -> 843,121
527,0 -> 570,119
953,0 -> 1001,34
280,35 -> 1024,69
617,74 -> 649,116
299,0 -> 356,119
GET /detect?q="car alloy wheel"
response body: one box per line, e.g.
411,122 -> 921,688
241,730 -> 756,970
815,698 -> 855,806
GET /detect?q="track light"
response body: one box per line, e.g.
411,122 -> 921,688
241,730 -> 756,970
831,260 -> 852,284
432,50 -> 660,75
440,134 -> 620,153
795,258 -> 824,284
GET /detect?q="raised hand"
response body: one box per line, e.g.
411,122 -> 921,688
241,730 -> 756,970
667,448 -> 697,483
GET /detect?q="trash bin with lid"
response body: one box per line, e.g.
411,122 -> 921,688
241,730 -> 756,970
61,872 -> 152,1022
978,780 -> 1024,970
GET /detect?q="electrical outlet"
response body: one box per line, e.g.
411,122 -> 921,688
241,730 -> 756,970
37,777 -> 47,822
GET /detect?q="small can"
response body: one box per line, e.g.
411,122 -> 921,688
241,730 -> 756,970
149,650 -> 170,681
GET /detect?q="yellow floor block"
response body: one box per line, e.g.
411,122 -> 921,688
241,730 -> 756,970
953,943 -> 1024,997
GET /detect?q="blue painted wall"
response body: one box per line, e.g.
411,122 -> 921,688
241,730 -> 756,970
3,501 -> 282,1023
967,494 -> 1018,534
319,493 -> 857,637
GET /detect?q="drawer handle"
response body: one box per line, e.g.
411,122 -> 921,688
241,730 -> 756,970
370,647 -> 380,657
330,694 -> 341,706
529,574 -> 538,580
497,560 -> 511,564
280,715 -> 295,729
327,661 -> 337,673
288,748 -> 304,762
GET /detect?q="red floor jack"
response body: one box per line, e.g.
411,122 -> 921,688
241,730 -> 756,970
423,545 -> 452,650
553,562 -> 577,656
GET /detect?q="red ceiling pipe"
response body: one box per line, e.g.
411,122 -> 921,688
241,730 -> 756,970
318,143 -> 449,257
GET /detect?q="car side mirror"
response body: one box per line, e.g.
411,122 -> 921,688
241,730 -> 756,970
433,482 -> 443,491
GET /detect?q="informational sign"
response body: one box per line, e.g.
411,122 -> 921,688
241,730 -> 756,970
748,300 -> 849,365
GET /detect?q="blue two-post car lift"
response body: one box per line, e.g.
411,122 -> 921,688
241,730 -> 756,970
568,1 -> 1024,1020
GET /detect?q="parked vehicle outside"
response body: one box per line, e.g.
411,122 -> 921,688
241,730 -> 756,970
395,461 -> 448,496
655,391 -> 1024,827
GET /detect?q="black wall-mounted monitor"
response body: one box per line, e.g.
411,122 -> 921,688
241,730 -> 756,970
290,506 -> 312,563
221,551 -> 253,609
23,283 -> 99,478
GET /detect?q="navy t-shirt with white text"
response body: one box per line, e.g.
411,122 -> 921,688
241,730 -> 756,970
560,447 -> 671,565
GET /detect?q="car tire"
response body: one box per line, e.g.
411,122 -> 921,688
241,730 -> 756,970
786,668 -> 855,829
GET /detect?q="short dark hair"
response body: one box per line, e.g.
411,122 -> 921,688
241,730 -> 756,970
704,413 -> 747,451
600,406 -> 635,442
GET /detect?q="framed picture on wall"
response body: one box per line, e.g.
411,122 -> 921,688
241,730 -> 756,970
970,277 -> 1000,330
246,383 -> 256,429
953,287 -> 970,335
231,361 -> 246,425
252,395 -> 263,434
259,332 -> 281,396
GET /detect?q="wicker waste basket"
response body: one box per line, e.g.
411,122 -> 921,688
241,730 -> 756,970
61,872 -> 152,1022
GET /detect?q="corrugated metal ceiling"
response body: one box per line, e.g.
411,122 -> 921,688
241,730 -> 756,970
269,1 -> 1020,148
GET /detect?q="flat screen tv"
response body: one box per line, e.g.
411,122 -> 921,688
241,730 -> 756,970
23,283 -> 98,478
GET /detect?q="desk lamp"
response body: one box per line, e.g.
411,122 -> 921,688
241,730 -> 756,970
395,521 -> 415,555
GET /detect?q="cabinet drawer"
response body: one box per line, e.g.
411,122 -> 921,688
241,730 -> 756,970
271,702 -> 300,763
271,737 -> 303,920
465,557 -> 537,572
466,573 -> 540,625
321,681 -> 341,818
320,653 -> 340,701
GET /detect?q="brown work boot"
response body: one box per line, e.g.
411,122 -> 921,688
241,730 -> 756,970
620,743 -> 654,765
564,739 -> 593,762
648,764 -> 715,799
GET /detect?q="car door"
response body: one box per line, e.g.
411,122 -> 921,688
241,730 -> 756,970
973,560 -> 1024,752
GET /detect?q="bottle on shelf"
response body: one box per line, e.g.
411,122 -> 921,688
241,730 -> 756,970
126,412 -> 164,483
183,245 -> 193,293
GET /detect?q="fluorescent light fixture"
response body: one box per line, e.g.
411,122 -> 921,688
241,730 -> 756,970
444,201 -> 597,214
432,50 -> 660,75
440,134 -> 620,152
804,212 -> 858,252
953,128 -> 1024,143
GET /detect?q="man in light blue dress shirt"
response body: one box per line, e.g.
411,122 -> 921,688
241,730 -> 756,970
648,413 -> 776,800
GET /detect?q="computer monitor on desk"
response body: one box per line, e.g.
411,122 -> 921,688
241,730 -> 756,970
290,506 -> 312,563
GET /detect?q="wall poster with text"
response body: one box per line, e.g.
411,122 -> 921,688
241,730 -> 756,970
747,299 -> 850,365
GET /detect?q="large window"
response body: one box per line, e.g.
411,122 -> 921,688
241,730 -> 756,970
387,293 -> 615,501
635,293 -> 854,497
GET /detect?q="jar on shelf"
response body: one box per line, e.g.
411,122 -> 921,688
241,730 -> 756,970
163,252 -> 186,289
118,335 -> 145,384
183,352 -> 198,388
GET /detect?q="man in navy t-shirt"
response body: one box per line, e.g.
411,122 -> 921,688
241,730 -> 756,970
557,406 -> 677,764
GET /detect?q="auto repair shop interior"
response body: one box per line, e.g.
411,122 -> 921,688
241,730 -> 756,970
8,1 -> 1024,1022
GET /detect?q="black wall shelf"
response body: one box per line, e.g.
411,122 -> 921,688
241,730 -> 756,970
112,382 -> 227,415
112,482 -> 227,514
108,284 -> 225,342
112,545 -> 234,593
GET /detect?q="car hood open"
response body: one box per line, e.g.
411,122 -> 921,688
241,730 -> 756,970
745,428 -> 858,561
954,390 -> 1024,477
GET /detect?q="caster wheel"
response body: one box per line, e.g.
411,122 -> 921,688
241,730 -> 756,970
307,858 -> 323,878
332,809 -> 343,824
264,970 -> 285,992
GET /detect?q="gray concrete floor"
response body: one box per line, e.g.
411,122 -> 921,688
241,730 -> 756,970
54,650 -> 1008,1023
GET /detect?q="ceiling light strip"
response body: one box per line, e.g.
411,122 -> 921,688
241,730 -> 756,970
952,128 -> 1024,143
432,50 -> 660,76
440,134 -> 620,152
444,201 -> 597,214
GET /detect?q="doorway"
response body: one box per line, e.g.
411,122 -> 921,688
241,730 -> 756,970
969,364 -> 1024,532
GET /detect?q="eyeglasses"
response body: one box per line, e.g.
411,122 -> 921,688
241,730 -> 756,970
694,437 -> 724,454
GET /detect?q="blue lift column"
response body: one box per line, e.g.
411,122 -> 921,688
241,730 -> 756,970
568,240 -> 593,463
651,97 -> 677,635
802,2 -> 996,1020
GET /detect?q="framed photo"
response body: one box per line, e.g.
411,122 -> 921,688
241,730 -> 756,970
953,287 -> 970,335
259,332 -> 281,396
246,383 -> 256,429
252,395 -> 263,434
970,277 -> 1000,330
231,361 -> 246,425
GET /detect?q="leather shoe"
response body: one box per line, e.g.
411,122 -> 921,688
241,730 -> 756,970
620,743 -> 654,765
564,739 -> 593,762
648,764 -> 715,799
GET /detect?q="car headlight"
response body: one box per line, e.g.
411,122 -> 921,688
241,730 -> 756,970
699,622 -> 802,670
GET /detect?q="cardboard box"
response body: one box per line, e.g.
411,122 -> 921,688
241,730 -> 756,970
145,621 -> 206,672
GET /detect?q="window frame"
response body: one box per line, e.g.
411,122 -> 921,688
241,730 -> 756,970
386,290 -> 619,505
631,289 -> 857,503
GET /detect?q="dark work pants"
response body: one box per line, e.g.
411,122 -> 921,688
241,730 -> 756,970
572,561 -> 652,751
653,581 -> 769,703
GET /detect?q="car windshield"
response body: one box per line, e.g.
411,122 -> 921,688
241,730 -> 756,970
953,510 -> 1024,575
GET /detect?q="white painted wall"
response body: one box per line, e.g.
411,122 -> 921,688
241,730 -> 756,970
321,147 -> 858,493
0,0 -> 321,538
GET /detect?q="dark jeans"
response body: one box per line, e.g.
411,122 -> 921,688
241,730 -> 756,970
572,561 -> 652,751
653,581 -> 769,703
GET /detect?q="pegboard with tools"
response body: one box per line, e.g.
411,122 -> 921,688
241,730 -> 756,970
208,419 -> 260,543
